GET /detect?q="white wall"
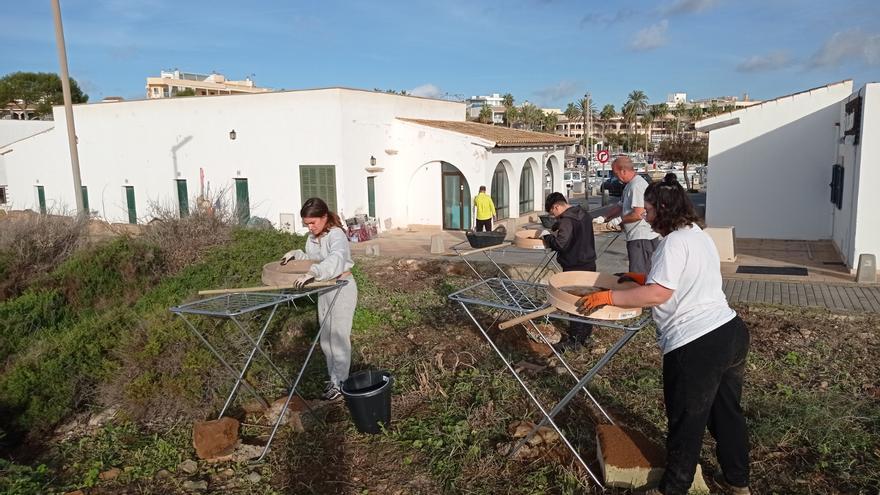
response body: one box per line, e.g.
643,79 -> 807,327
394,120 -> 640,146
834,83 -> 880,268
701,81 -> 853,239
0,89 -> 471,229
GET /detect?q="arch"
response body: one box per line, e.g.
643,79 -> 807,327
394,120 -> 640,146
519,158 -> 538,214
490,160 -> 511,219
543,154 -> 558,200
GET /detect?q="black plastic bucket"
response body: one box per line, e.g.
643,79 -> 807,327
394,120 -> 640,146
341,370 -> 393,434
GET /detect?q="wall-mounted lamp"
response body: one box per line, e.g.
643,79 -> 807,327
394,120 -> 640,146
229,129 -> 237,140
365,155 -> 384,173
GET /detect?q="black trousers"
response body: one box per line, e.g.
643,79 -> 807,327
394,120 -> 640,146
562,262 -> 596,341
659,316 -> 751,494
475,218 -> 492,232
626,237 -> 661,273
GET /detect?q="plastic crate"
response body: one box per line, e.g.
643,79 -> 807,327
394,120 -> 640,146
465,230 -> 506,249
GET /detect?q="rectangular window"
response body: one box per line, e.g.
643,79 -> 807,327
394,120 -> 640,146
0,186 -> 7,205
124,186 -> 137,224
299,165 -> 337,213
234,178 -> 250,225
36,185 -> 46,214
176,179 -> 189,217
81,185 -> 89,212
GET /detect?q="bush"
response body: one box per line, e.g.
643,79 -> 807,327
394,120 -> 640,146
0,212 -> 88,299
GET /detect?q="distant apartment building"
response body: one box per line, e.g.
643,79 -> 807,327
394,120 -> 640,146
145,69 -> 272,99
465,93 -> 505,124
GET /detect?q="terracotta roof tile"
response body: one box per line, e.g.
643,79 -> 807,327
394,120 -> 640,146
399,118 -> 576,147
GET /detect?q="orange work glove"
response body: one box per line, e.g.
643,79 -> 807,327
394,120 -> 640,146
614,272 -> 647,285
576,290 -> 614,315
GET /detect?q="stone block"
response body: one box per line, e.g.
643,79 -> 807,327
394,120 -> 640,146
430,234 -> 445,254
856,254 -> 877,283
193,417 -> 239,460
704,226 -> 737,262
596,424 -> 708,492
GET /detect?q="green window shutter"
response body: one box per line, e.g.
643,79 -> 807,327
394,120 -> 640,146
234,178 -> 250,224
81,186 -> 89,212
176,180 -> 189,217
125,186 -> 137,224
299,165 -> 337,212
36,186 -> 46,214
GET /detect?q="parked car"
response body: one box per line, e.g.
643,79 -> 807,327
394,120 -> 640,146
600,172 -> 653,196
563,169 -> 583,190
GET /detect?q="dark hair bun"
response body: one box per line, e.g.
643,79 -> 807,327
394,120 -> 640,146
663,174 -> 677,186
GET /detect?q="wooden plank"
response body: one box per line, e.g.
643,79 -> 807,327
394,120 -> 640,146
795,283 -> 807,307
756,281 -> 766,303
826,285 -> 844,310
837,286 -> 857,311
804,284 -> 817,308
780,283 -> 790,306
821,284 -> 837,310
848,287 -> 872,312
748,280 -> 759,302
733,280 -> 743,303
860,286 -> 880,312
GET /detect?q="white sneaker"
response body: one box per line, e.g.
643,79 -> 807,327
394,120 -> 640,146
321,382 -> 342,401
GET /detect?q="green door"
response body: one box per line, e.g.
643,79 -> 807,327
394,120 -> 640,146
176,179 -> 189,217
299,165 -> 337,212
441,163 -> 471,230
81,186 -> 89,213
124,186 -> 137,224
36,185 -> 46,214
367,176 -> 376,218
234,178 -> 250,224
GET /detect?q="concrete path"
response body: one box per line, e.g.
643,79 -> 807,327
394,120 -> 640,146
722,278 -> 880,312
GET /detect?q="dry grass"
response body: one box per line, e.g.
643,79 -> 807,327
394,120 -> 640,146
0,210 -> 89,299
143,192 -> 234,273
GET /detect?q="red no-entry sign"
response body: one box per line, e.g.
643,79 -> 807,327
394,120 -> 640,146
596,150 -> 610,164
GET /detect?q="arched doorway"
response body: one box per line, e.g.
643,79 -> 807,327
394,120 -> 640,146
519,164 -> 535,214
491,162 -> 510,219
442,162 -> 471,230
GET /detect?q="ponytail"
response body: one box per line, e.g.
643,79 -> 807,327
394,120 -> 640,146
300,197 -> 343,235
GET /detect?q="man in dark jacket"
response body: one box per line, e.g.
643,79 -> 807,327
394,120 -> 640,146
540,192 -> 597,351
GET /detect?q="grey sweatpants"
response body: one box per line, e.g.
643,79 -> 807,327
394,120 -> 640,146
317,275 -> 358,387
626,238 -> 661,273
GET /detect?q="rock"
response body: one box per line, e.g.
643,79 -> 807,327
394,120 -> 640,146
155,469 -> 172,479
182,480 -> 208,491
591,346 -> 608,355
524,336 -> 554,357
443,263 -> 468,276
192,417 -> 239,460
508,420 -> 533,438
514,360 -> 547,375
220,468 -> 235,478
88,406 -> 118,427
247,472 -> 262,484
178,459 -> 199,475
265,396 -> 308,425
99,467 -> 121,481
232,443 -> 264,462
241,400 -> 267,415
65,491 -> 85,495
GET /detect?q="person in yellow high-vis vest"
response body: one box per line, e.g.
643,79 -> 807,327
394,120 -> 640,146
472,185 -> 496,231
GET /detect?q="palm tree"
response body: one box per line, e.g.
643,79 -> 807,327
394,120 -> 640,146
520,103 -> 544,131
502,93 -> 515,127
641,113 -> 654,152
478,104 -> 493,124
599,104 -> 616,147
648,104 -> 668,149
578,96 -> 596,153
708,102 -> 721,117
624,90 -> 649,151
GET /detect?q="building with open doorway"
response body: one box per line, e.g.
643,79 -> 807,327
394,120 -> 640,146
0,88 -> 573,233
696,80 -> 880,273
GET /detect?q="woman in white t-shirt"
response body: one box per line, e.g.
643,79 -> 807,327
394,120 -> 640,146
577,175 -> 751,495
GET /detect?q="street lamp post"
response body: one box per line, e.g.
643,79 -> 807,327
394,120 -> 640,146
50,0 -> 85,217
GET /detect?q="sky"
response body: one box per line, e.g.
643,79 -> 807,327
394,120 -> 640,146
1,0 -> 879,110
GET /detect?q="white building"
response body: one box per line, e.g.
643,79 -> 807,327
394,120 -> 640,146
466,93 -> 506,124
146,69 -> 271,99
696,79 -> 880,272
0,88 -> 573,232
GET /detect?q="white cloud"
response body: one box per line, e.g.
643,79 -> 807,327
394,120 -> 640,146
409,83 -> 444,99
809,29 -> 880,69
580,8 -> 637,28
533,80 -> 580,104
736,51 -> 792,72
629,20 -> 668,51
662,0 -> 719,15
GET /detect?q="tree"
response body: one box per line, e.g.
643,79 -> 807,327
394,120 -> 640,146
563,102 -> 580,121
578,96 -> 595,153
519,103 -> 544,131
0,71 -> 88,119
599,103 -> 617,143
501,93 -> 515,127
640,113 -> 654,151
656,135 -> 708,190
542,112 -> 558,134
174,88 -> 196,97
623,90 -> 648,151
477,104 -> 493,124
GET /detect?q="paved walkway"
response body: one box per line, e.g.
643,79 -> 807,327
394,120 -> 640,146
722,278 -> 880,312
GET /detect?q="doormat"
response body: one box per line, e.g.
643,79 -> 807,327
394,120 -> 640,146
822,261 -> 847,266
736,266 -> 808,276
